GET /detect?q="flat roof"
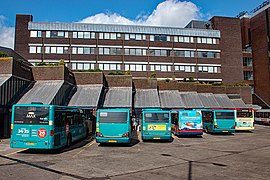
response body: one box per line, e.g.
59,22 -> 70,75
17,80 -> 64,104
103,87 -> 132,108
135,89 -> 160,108
28,22 -> 221,38
68,85 -> 103,108
159,90 -> 185,108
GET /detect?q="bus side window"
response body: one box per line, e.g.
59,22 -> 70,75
202,112 -> 212,123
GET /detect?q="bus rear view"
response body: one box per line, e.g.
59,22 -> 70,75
142,109 -> 171,141
176,110 -> 203,136
10,104 -> 52,149
96,109 -> 131,144
202,109 -> 235,133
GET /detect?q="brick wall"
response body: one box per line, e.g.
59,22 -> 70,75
105,75 -> 132,87
133,78 -> 157,89
211,16 -> 244,84
74,72 -> 104,85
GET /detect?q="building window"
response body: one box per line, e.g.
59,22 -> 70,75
149,49 -> 171,57
154,35 -> 167,42
197,37 -> 219,44
72,47 -> 95,54
198,66 -> 221,73
150,35 -> 154,41
29,47 -> 36,53
71,32 -> 95,39
30,31 -> 42,38
197,51 -> 220,59
243,57 -> 253,66
124,34 -> 145,41
174,50 -> 195,58
150,64 -> 172,71
99,47 -> 121,55
124,48 -> 147,56
98,63 -> 122,71
244,71 -> 253,80
71,63 -> 95,70
46,31 -> 51,38
57,47 -> 63,54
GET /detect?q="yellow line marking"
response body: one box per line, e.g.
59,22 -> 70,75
72,141 -> 95,158
4,149 -> 27,157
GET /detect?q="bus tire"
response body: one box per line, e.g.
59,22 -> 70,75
66,134 -> 72,148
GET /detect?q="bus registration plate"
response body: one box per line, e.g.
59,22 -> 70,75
108,140 -> 117,143
148,124 -> 166,131
26,142 -> 35,145
153,137 -> 160,139
223,130 -> 228,132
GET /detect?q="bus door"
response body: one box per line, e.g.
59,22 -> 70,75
11,106 -> 50,148
171,112 -> 178,134
202,111 -> 213,132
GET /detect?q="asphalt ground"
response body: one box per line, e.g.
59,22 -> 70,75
0,124 -> 270,180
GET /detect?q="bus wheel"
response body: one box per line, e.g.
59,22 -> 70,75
66,134 -> 72,148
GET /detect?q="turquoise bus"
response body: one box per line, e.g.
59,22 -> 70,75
141,109 -> 171,141
235,108 -> 255,131
172,110 -> 203,136
10,103 -> 88,149
96,108 -> 132,144
202,109 -> 236,133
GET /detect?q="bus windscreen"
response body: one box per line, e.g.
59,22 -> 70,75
14,106 -> 49,124
145,113 -> 169,123
237,110 -> 253,118
99,112 -> 128,123
216,112 -> 235,120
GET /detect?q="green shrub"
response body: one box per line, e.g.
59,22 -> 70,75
108,71 -> 125,75
149,73 -> 156,78
188,77 -> 195,82
78,69 -> 102,72
212,82 -> 223,86
0,52 -> 9,57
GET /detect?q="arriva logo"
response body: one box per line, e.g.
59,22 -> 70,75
26,112 -> 36,118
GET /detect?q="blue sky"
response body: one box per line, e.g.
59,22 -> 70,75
0,0 -> 264,25
0,0 -> 265,48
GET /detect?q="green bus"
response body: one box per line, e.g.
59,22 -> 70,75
10,103 -> 88,149
142,109 -> 171,141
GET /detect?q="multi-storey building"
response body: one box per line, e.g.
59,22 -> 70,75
14,14 -> 244,84
238,0 -> 270,108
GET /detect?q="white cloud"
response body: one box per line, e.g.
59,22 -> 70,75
0,16 -> 14,49
79,0 -> 200,27
80,13 -> 135,25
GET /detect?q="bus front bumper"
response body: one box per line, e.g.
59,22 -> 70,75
96,137 -> 131,144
